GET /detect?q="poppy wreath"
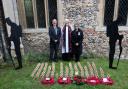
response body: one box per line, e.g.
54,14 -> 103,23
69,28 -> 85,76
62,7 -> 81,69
85,76 -> 101,85
100,77 -> 114,85
58,76 -> 73,84
73,76 -> 85,85
41,77 -> 55,84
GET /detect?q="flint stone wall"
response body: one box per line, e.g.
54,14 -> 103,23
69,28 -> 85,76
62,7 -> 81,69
22,0 -> 128,59
61,0 -> 99,29
22,29 -> 128,59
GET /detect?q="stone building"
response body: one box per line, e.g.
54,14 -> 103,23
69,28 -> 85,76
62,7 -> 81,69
0,0 -> 128,59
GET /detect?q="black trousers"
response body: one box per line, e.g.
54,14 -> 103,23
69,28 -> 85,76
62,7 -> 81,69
13,40 -> 22,67
50,43 -> 59,61
109,38 -> 117,67
72,45 -> 82,62
62,53 -> 71,61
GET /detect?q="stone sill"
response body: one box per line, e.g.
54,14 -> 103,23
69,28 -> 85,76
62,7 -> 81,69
23,28 -> 48,33
96,26 -> 128,31
22,26 -> 128,33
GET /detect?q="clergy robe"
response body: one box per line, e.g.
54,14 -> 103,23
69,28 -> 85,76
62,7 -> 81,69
61,25 -> 72,60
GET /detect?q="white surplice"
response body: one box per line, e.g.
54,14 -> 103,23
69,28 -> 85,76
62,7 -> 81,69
62,26 -> 69,53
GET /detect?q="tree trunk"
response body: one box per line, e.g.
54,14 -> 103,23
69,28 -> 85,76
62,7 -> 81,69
0,0 -> 11,62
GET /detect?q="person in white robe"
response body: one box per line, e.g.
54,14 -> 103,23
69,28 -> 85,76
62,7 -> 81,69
61,19 -> 72,60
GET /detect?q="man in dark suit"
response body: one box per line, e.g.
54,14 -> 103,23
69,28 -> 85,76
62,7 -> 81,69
49,19 -> 61,62
71,23 -> 83,62
107,18 -> 123,69
5,17 -> 22,70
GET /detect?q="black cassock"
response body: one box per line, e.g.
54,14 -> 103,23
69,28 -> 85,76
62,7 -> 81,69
71,28 -> 83,62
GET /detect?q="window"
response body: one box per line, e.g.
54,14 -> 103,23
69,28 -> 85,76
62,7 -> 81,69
104,0 -> 115,25
36,0 -> 46,28
19,0 -> 58,29
48,0 -> 57,26
104,0 -> 128,26
24,0 -> 35,28
118,0 -> 128,25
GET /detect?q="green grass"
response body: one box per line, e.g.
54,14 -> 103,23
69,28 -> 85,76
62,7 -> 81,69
0,57 -> 128,89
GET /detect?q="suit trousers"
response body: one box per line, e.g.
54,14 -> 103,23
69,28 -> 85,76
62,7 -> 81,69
50,43 -> 59,61
72,45 -> 82,62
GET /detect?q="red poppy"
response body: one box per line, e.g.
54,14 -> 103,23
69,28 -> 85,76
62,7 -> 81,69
58,76 -> 73,84
85,76 -> 101,85
41,77 -> 55,84
100,77 -> 114,85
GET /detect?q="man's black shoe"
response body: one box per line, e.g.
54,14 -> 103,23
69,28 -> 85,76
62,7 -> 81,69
109,67 -> 117,69
15,66 -> 22,70
75,60 -> 80,62
54,59 -> 58,62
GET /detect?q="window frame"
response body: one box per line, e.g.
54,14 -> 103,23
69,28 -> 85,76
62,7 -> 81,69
17,0 -> 49,32
96,0 -> 128,31
18,0 -> 128,32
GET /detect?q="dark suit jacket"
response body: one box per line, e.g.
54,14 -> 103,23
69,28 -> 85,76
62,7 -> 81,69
49,26 -> 61,44
71,29 -> 83,54
71,29 -> 83,46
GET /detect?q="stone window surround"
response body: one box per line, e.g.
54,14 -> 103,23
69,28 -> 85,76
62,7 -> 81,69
24,0 -> 127,34
23,0 -> 128,33
17,0 -> 49,29
2,0 -> 128,34
23,0 -> 61,33
96,0 -> 128,32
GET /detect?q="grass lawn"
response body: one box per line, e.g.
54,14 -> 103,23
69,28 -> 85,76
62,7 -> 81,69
0,57 -> 128,89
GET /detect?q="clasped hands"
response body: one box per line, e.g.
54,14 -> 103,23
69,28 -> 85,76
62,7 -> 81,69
75,43 -> 79,46
54,40 -> 58,42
